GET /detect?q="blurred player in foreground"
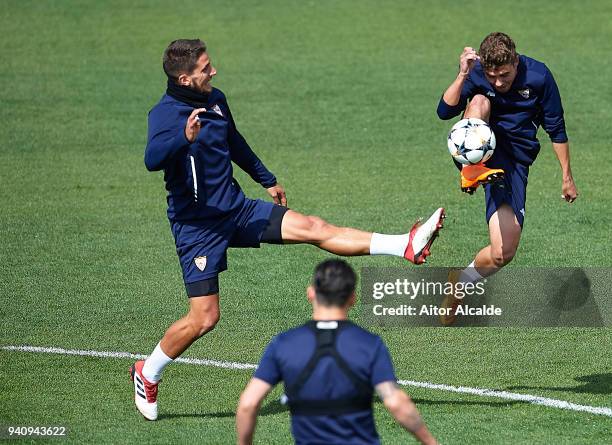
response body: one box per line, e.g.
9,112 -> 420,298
131,38 -> 445,420
236,259 -> 439,445
436,32 -> 578,325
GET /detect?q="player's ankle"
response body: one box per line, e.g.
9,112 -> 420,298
458,261 -> 484,284
142,343 -> 174,383
369,233 -> 409,257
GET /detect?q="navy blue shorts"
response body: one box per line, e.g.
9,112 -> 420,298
171,199 -> 288,297
483,147 -> 529,228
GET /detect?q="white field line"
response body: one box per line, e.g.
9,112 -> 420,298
397,380 -> 612,417
0,345 -> 256,370
2,345 -> 611,417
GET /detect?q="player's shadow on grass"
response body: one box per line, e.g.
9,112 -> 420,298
506,373 -> 612,395
157,399 -> 289,420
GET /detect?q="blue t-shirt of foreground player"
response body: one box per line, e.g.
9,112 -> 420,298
254,320 -> 397,445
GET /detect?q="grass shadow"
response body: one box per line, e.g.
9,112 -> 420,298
506,373 -> 612,395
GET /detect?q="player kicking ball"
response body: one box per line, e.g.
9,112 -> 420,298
436,32 -> 578,325
130,38 -> 445,420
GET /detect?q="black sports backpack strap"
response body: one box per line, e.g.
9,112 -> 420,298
285,321 -> 373,416
284,322 -> 334,401
288,394 -> 372,416
329,347 -> 373,396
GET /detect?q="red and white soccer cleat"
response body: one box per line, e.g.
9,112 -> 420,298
404,208 -> 445,265
130,360 -> 159,421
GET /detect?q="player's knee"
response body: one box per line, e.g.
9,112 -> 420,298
304,216 -> 330,242
196,315 -> 220,337
471,94 -> 490,108
190,310 -> 220,338
491,244 -> 516,267
468,94 -> 491,115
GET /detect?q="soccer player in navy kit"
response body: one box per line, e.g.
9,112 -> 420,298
237,260 -> 438,445
130,39 -> 445,420
436,33 -> 578,324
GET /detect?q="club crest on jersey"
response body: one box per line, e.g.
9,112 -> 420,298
212,104 -> 223,117
194,256 -> 207,271
518,88 -> 530,99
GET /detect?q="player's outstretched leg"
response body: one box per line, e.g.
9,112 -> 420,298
131,294 -> 220,420
460,94 -> 504,194
440,204 -> 520,325
280,208 -> 445,265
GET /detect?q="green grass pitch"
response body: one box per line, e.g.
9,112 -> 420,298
1,0 -> 611,443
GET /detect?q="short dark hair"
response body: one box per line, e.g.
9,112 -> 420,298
163,39 -> 207,81
479,32 -> 517,70
313,259 -> 356,307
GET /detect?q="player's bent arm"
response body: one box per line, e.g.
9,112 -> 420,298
144,108 -> 205,171
438,47 -> 479,120
236,377 -> 274,445
144,126 -> 190,171
376,381 -> 439,445
442,72 -> 469,108
552,141 -> 578,203
437,71 -> 474,120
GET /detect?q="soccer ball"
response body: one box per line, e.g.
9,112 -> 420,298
447,118 -> 496,165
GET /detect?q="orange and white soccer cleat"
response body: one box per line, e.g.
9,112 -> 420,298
460,164 -> 505,194
404,208 -> 445,265
130,360 -> 159,421
439,269 -> 463,326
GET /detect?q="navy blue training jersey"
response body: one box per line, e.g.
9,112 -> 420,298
437,55 -> 568,166
254,320 -> 397,445
144,88 -> 276,222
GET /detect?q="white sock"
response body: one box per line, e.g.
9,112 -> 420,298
142,343 -> 173,383
369,233 -> 409,257
458,260 -> 484,284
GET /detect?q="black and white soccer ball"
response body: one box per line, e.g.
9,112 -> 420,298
447,118 -> 496,165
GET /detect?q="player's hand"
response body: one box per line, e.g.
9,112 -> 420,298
266,184 -> 287,207
561,177 -> 578,203
185,108 -> 207,143
459,47 -> 479,76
